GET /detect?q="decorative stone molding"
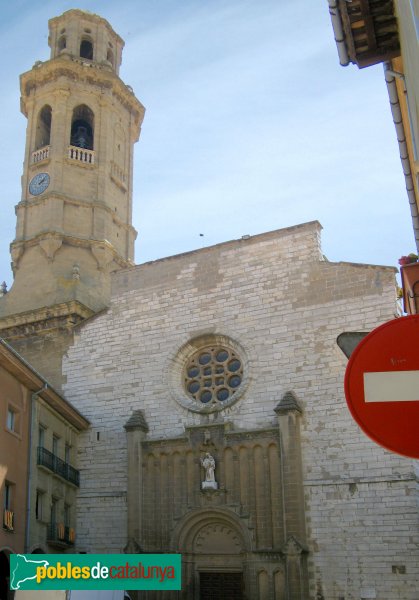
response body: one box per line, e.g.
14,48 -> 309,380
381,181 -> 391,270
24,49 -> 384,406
11,229 -> 134,272
194,523 -> 243,554
10,245 -> 24,272
91,243 -> 115,271
39,236 -> 63,262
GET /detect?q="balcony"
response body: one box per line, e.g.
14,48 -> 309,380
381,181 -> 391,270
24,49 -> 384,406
32,145 -> 50,164
336,0 -> 400,68
3,509 -> 14,531
37,446 -> 80,487
47,522 -> 75,549
68,145 -> 95,165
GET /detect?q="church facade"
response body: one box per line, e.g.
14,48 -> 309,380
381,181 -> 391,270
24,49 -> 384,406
63,221 -> 418,600
1,9 -> 418,600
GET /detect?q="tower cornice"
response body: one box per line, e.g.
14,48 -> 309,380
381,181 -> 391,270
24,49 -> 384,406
48,10 -> 124,48
10,233 -> 135,270
15,193 -> 138,235
20,58 -> 145,140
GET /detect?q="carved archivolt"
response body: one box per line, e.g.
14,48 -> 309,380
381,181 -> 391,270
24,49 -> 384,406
171,507 -> 251,554
194,523 -> 244,554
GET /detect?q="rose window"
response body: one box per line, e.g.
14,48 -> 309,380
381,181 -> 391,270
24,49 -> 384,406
184,347 -> 243,405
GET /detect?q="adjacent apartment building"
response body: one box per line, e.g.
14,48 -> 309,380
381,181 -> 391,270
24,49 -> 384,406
0,338 -> 88,600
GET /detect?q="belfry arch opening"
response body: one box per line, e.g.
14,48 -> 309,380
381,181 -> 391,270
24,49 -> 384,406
70,104 -> 94,150
35,105 -> 52,150
80,38 -> 93,60
106,48 -> 114,67
57,35 -> 66,52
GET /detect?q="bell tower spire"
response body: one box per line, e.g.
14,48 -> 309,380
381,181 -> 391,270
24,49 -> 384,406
0,10 -> 145,387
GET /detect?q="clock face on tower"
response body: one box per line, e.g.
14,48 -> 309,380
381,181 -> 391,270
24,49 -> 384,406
29,172 -> 50,196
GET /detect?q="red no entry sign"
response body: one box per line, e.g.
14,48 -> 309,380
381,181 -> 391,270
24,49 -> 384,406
344,315 -> 419,459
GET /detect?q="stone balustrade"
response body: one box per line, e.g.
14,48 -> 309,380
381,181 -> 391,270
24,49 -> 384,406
68,145 -> 95,165
32,145 -> 50,163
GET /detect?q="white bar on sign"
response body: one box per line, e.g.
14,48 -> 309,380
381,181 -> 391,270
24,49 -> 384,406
364,371 -> 419,403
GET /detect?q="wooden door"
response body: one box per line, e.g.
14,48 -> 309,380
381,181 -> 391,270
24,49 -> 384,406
199,571 -> 243,600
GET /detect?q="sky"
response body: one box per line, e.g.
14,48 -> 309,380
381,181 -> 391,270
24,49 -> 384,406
0,0 -> 415,289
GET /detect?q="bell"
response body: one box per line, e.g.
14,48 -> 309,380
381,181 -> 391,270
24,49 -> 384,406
71,125 -> 91,149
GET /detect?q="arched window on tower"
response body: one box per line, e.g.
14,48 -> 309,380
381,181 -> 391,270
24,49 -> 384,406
35,105 -> 52,150
80,38 -> 93,60
70,105 -> 94,150
106,48 -> 114,67
58,36 -> 66,52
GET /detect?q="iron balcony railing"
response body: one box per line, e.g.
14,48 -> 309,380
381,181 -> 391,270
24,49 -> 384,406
47,522 -> 75,546
37,446 -> 80,487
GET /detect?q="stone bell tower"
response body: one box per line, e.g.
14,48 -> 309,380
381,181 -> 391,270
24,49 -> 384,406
0,10 -> 145,387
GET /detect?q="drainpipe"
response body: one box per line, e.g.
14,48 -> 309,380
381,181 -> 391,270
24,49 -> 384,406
25,383 -> 48,553
384,62 -> 419,253
327,0 -> 350,66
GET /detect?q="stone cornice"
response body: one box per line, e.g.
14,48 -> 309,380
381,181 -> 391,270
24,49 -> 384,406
10,233 -> 135,270
49,10 -> 124,47
0,301 -> 94,331
15,193 -> 137,235
0,337 -> 89,430
20,59 -> 145,138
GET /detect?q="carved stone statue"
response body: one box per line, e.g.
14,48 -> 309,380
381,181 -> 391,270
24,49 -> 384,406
201,452 -> 218,490
201,452 -> 215,481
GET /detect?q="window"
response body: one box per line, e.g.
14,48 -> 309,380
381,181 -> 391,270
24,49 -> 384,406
65,443 -> 71,464
6,408 -> 15,431
38,425 -> 46,448
3,482 -> 14,531
80,39 -> 93,60
64,503 -> 70,527
3,482 -> 12,510
58,35 -> 66,51
170,334 -> 248,414
52,435 -> 59,457
184,346 -> 243,405
106,48 -> 114,67
70,104 -> 94,150
50,497 -> 58,525
34,105 -> 52,150
35,490 -> 44,521
6,406 -> 19,434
